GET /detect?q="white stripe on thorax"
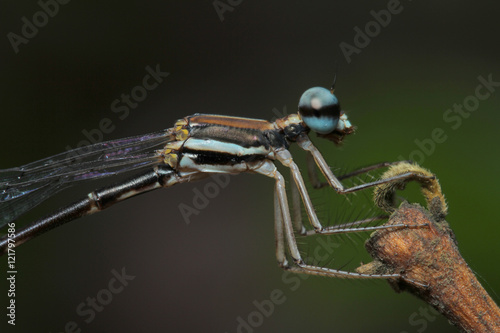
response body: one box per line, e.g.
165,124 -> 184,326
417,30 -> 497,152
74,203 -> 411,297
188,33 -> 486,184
183,138 -> 269,156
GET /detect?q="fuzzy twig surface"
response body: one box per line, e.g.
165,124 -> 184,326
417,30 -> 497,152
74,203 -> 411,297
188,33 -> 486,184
357,202 -> 500,332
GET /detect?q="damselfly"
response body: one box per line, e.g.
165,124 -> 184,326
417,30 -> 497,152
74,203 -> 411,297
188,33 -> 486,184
0,85 -> 425,279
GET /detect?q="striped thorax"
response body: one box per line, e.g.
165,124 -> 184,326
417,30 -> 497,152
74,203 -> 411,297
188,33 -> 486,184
160,86 -> 353,179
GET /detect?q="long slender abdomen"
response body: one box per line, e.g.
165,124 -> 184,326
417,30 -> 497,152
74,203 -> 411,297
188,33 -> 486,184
0,165 -> 179,255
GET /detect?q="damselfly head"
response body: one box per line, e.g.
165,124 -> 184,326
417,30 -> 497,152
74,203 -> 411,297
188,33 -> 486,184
298,87 -> 354,144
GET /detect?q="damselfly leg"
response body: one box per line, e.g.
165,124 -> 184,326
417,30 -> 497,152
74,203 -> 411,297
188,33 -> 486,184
306,153 -> 410,189
285,134 -> 432,238
269,161 -> 401,279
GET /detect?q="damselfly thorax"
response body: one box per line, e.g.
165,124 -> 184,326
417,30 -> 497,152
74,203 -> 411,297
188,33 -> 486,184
162,112 -> 344,177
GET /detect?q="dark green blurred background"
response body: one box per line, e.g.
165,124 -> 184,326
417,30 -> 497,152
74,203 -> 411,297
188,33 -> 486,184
1,1 -> 499,332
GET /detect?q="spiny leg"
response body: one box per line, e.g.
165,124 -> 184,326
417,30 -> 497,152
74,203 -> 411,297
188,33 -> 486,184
298,135 -> 432,234
261,160 -> 402,279
276,149 -> 415,236
289,169 -> 306,235
274,187 -> 288,267
275,150 -> 322,233
337,161 -> 411,181
307,152 -> 409,189
297,134 -> 434,195
305,149 -> 394,226
305,216 -> 390,236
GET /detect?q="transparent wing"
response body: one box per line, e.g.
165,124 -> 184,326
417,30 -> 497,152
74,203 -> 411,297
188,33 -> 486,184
0,128 -> 175,227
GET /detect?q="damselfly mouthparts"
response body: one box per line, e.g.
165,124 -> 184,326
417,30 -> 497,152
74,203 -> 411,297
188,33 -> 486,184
0,86 -> 425,279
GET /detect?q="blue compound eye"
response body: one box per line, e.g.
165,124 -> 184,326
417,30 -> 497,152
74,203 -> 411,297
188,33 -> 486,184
298,87 -> 340,134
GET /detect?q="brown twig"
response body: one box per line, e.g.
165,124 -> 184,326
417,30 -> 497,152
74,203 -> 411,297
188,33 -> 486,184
357,163 -> 500,332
